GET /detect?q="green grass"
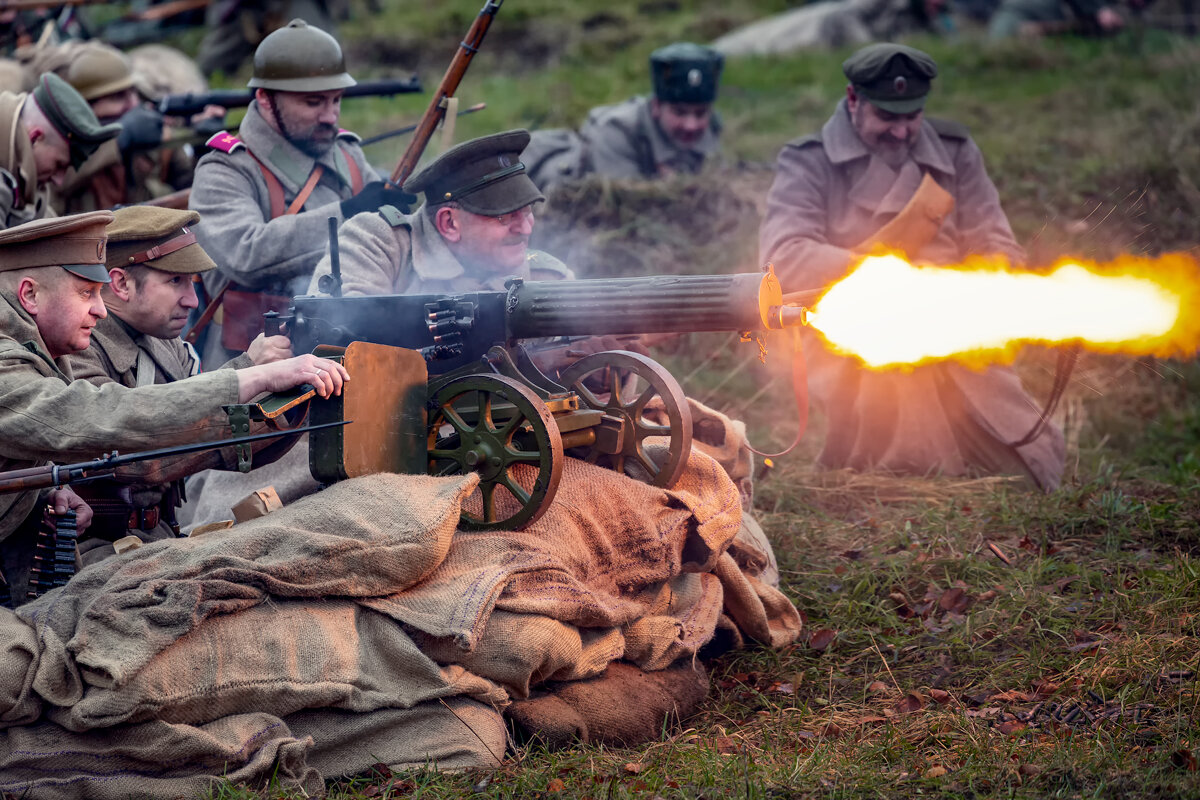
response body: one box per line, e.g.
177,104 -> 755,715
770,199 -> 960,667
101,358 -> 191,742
179,2 -> 1200,796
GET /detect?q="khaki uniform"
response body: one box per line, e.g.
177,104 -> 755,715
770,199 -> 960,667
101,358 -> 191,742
0,291 -> 240,600
0,92 -> 50,231
54,138 -> 195,215
60,315 -> 259,554
759,98 -> 1064,489
307,206 -> 575,297
524,96 -> 721,191
189,101 -> 379,362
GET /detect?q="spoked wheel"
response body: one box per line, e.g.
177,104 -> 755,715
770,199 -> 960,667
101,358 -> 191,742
558,350 -> 692,488
428,374 -> 564,530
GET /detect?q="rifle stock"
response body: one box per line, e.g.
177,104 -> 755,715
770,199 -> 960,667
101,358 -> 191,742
389,0 -> 504,185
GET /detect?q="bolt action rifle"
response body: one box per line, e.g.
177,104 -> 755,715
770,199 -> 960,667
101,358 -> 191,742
0,420 -> 348,496
157,76 -> 424,118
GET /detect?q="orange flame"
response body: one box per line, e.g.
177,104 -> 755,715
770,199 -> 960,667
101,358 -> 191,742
805,252 -> 1200,369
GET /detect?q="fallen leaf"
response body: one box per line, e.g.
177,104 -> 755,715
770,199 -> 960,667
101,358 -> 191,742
854,715 -> 889,725
895,692 -> 925,714
1067,641 -> 1102,653
1171,750 -> 1198,772
930,689 -> 952,705
978,589 -> 999,602
714,737 -> 738,755
362,785 -> 382,798
1017,763 -> 1042,779
867,680 -> 889,694
819,722 -> 843,739
623,762 -> 644,774
990,690 -> 1034,703
939,588 -> 968,613
1018,535 -> 1036,552
366,763 -> 393,780
808,628 -> 838,651
840,548 -> 864,560
998,720 -> 1028,735
547,778 -> 566,792
925,765 -> 948,778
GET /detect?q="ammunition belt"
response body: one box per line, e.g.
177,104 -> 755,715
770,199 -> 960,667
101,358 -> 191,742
26,509 -> 77,602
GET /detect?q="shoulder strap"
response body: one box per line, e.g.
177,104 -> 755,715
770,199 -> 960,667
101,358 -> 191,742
928,117 -> 970,140
341,146 -> 364,194
135,347 -> 157,388
245,149 -> 325,219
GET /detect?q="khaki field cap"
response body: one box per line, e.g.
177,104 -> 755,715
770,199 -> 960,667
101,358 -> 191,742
0,210 -> 114,283
31,73 -> 123,169
106,207 -> 215,275
247,19 -> 356,92
843,43 -> 938,115
650,42 -> 724,105
66,43 -> 135,101
404,129 -> 544,216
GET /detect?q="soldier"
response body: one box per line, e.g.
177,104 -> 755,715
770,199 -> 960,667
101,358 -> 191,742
57,43 -> 199,213
0,210 -> 348,605
307,129 -> 573,297
189,18 -> 402,368
63,207 -> 294,560
759,43 -> 1065,490
0,73 -> 120,230
522,43 -> 724,191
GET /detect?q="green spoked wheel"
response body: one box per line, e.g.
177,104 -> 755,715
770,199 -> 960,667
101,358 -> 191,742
558,350 -> 693,488
427,374 -> 564,531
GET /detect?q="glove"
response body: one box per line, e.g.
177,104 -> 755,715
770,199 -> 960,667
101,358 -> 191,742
116,107 -> 165,154
192,114 -> 227,142
339,181 -> 417,218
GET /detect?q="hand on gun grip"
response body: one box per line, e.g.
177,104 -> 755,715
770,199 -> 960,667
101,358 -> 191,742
340,181 -> 418,218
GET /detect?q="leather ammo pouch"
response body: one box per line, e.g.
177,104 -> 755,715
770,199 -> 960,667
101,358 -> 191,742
853,173 -> 955,256
220,287 -> 292,352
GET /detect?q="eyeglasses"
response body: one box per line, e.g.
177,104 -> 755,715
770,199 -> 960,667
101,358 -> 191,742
493,205 -> 535,227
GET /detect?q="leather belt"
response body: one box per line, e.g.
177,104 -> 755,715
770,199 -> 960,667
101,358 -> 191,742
127,506 -> 161,531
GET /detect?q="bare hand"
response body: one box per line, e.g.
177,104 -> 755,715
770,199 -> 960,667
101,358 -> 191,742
238,354 -> 349,401
46,487 -> 93,534
246,333 -> 293,365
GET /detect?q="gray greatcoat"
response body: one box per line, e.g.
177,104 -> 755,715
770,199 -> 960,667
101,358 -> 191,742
0,92 -> 51,231
307,205 -> 575,297
523,96 -> 722,192
0,292 -> 240,600
759,99 -> 1064,490
189,101 -> 379,364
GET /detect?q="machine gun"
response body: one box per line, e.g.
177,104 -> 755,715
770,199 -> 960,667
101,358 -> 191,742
157,76 -> 423,118
238,270 -> 807,531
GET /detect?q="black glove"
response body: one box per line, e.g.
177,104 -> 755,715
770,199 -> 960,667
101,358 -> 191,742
116,107 -> 164,154
339,181 -> 417,218
192,114 -> 227,142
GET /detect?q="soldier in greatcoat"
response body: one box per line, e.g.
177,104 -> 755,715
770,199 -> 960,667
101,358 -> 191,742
189,19 -> 403,367
0,210 -> 348,605
522,43 -> 725,192
759,43 -> 1065,490
0,73 -> 120,230
63,207 -> 295,562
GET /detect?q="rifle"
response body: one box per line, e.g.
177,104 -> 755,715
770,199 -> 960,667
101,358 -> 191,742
389,0 -> 504,185
0,420 -> 348,495
361,102 -> 487,147
158,75 -> 423,118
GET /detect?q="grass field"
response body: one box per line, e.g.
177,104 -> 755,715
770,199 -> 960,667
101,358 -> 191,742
194,2 -> 1200,797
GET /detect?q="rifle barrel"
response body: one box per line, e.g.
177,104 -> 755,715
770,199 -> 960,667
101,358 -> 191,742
159,76 -> 422,118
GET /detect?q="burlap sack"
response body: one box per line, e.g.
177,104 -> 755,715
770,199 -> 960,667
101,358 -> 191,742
0,712 -> 323,800
50,599 -> 505,732
506,661 -> 709,749
289,697 -> 507,774
17,472 -> 476,706
0,607 -> 40,726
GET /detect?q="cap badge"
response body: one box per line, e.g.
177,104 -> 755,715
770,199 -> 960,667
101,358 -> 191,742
687,68 -> 702,87
894,75 -> 908,94
498,154 -> 513,167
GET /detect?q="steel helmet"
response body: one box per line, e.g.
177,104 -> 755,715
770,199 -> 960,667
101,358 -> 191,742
247,19 -> 356,92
